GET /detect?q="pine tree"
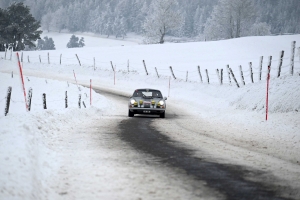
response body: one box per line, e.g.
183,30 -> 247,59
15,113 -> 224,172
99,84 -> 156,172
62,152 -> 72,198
67,35 -> 79,48
0,2 -> 42,51
0,8 -> 9,51
78,37 -> 85,47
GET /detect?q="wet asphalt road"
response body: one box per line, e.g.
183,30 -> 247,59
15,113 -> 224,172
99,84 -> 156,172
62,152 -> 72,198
118,117 -> 291,200
94,88 -> 293,200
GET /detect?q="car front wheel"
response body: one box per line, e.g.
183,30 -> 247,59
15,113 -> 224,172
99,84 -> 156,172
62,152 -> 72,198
160,112 -> 165,118
128,110 -> 134,117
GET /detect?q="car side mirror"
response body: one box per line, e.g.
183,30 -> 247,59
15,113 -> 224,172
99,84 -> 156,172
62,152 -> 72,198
164,97 -> 167,100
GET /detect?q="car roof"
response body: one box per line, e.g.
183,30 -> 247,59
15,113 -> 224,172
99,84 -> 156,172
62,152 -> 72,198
135,88 -> 161,92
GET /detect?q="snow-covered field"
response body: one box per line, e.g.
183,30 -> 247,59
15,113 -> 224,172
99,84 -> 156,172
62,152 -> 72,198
0,32 -> 300,199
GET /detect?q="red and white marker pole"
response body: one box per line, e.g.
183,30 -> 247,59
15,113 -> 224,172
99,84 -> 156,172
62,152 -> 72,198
90,79 -> 92,106
114,67 -> 116,85
73,70 -> 80,90
266,66 -> 271,121
16,52 -> 28,111
168,76 -> 171,97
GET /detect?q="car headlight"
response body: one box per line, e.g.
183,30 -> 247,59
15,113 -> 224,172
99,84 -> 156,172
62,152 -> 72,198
130,99 -> 136,104
159,100 -> 164,105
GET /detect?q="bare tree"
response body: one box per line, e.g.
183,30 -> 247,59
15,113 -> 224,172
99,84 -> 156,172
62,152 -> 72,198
143,0 -> 183,44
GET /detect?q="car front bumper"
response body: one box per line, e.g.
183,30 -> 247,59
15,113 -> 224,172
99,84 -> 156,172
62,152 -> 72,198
129,107 -> 165,115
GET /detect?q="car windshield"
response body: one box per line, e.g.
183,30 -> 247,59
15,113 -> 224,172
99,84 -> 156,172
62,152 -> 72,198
133,90 -> 162,98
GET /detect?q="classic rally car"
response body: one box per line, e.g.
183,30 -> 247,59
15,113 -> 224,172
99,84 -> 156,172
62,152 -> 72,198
128,88 -> 167,118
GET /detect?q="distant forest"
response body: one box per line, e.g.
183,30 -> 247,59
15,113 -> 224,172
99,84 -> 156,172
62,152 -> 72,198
1,0 -> 299,41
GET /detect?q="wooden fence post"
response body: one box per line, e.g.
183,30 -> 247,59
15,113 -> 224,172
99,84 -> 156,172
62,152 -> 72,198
143,60 -> 149,75
21,52 -> 23,62
169,66 -> 176,79
229,68 -> 240,88
239,65 -> 245,85
43,93 -> 47,109
216,69 -> 221,85
78,94 -> 81,108
290,41 -> 296,75
65,91 -> 68,108
268,56 -> 272,79
266,66 -> 271,121
4,48 -> 7,60
27,55 -> 30,63
155,67 -> 159,78
205,69 -> 209,84
114,65 -> 116,85
259,56 -> 263,81
249,62 -> 254,83
277,50 -> 284,78
90,79 -> 92,106
39,55 -> 41,63
198,66 -> 203,83
48,52 -> 50,64
227,65 -> 231,85
10,47 -> 13,60
94,57 -> 95,70
4,86 -> 12,116
110,61 -> 115,72
220,69 -> 223,85
75,54 -> 81,66
127,60 -> 129,72
27,88 -> 32,111
186,71 -> 188,82
60,54 -> 62,65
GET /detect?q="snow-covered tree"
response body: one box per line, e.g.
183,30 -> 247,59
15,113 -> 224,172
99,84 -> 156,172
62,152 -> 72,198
250,22 -> 271,36
101,4 -> 114,37
49,6 -> 65,32
204,0 -> 255,40
2,0 -> 298,41
143,0 -> 183,44
41,12 -> 52,32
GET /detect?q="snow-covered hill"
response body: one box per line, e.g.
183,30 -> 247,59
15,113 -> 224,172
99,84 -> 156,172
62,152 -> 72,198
0,33 -> 300,199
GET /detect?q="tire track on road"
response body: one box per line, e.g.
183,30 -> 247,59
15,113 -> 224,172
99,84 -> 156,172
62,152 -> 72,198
119,117 -> 293,200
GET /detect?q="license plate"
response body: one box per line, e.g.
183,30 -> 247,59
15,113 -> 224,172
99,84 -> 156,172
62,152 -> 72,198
143,111 -> 151,113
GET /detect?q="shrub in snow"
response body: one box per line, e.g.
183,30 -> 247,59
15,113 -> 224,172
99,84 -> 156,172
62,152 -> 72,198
67,35 -> 85,48
37,36 -> 56,50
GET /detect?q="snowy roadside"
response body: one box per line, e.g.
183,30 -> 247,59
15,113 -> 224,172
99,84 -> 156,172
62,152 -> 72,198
0,72 -> 218,199
1,55 -> 299,164
1,33 -> 300,199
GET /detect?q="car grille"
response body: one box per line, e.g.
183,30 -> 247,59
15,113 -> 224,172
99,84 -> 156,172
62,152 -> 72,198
144,102 -> 150,108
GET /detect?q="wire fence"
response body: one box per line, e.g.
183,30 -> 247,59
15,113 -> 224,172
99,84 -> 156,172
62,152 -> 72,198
1,41 -> 299,86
